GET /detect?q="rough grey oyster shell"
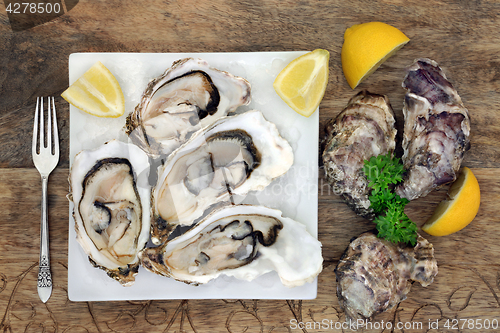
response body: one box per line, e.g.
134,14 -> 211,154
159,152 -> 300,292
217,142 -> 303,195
335,232 -> 438,321
322,91 -> 396,219
396,58 -> 471,200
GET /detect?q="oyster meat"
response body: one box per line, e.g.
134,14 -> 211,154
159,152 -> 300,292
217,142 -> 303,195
127,58 -> 251,157
151,110 -> 294,244
322,91 -> 396,218
396,58 -> 471,200
335,232 -> 438,321
139,205 -> 323,287
69,140 -> 151,286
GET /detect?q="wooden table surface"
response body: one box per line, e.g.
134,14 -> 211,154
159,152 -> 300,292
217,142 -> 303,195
1,1 -> 500,332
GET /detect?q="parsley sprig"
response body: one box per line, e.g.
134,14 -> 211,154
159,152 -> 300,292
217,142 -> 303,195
363,153 -> 417,246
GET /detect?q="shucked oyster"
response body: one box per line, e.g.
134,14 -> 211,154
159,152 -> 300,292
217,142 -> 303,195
335,232 -> 438,321
69,140 -> 151,286
396,58 -> 471,200
139,205 -> 323,287
126,58 -> 251,157
151,110 -> 294,245
322,91 -> 396,218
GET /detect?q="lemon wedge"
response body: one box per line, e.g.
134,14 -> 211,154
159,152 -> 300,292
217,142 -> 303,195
62,61 -> 125,118
273,49 -> 329,117
422,167 -> 480,236
341,22 -> 410,89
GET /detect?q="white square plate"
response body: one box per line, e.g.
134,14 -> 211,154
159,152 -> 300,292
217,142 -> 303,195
68,52 -> 319,301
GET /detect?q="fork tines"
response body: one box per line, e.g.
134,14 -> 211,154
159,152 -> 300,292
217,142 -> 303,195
32,97 -> 59,157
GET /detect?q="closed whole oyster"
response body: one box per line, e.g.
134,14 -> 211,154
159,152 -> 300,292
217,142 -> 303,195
396,58 -> 471,200
151,110 -> 294,244
126,58 -> 251,157
335,232 -> 438,321
139,205 -> 323,287
322,91 -> 396,219
69,140 -> 151,286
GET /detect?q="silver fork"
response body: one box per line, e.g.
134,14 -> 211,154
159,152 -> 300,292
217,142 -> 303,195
32,97 -> 59,303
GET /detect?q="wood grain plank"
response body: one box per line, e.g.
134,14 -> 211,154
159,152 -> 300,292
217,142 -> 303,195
0,260 -> 499,332
0,166 -> 494,264
1,0 -> 500,167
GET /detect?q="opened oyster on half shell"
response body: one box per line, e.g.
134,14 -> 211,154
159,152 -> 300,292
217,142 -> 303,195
126,58 -> 251,157
69,140 -> 151,286
322,91 -> 397,219
139,205 -> 323,287
150,110 -> 294,245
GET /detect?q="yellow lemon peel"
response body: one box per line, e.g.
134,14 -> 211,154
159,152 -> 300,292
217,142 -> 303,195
341,22 -> 410,89
422,167 -> 480,236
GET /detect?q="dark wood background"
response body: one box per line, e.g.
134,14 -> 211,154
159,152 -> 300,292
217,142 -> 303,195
1,0 -> 500,332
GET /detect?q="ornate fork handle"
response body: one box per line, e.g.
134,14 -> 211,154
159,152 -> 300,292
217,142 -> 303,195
32,97 -> 58,303
37,176 -> 52,299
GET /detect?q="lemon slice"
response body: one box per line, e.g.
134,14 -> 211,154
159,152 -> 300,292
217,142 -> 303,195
341,22 -> 410,89
273,49 -> 329,117
62,61 -> 125,118
422,167 -> 480,236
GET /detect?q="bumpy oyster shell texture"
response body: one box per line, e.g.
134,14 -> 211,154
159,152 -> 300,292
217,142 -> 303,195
126,58 -> 251,157
139,205 -> 323,287
69,140 -> 151,286
396,58 -> 471,200
150,110 -> 294,245
335,232 -> 438,321
322,91 -> 396,219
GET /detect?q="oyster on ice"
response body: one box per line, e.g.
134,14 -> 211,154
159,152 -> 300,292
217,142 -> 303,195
322,91 -> 396,218
151,110 -> 294,245
139,205 -> 323,287
335,232 -> 438,321
396,58 -> 471,200
69,140 -> 151,286
126,58 -> 251,157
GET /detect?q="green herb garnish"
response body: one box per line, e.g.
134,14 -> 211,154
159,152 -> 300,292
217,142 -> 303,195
363,153 -> 417,246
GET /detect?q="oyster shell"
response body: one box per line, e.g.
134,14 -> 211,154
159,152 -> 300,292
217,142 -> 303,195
322,91 -> 396,219
151,110 -> 294,245
69,140 -> 151,286
396,58 -> 471,200
335,232 -> 438,321
139,205 -> 323,287
126,58 -> 251,157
